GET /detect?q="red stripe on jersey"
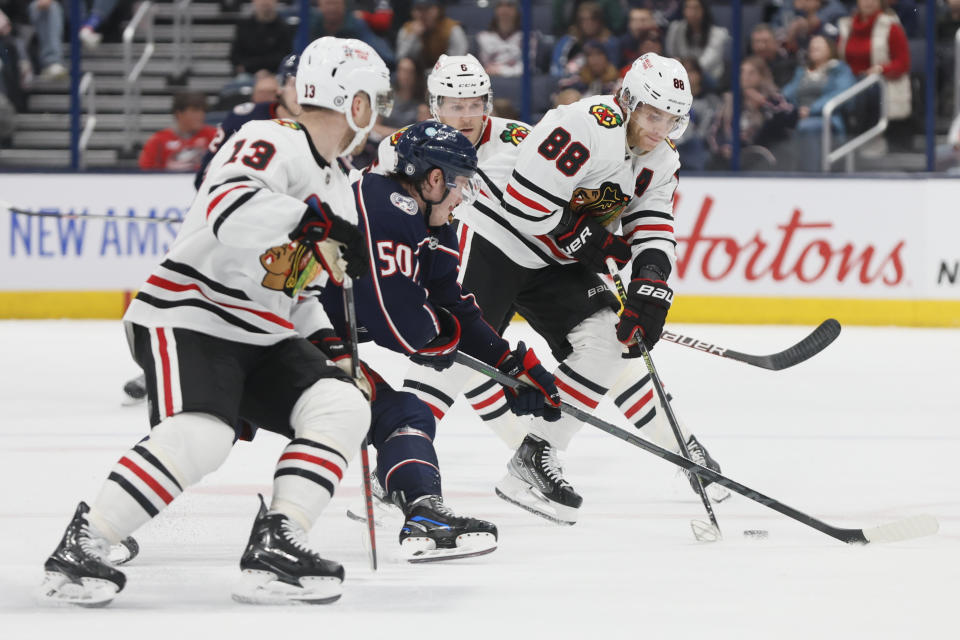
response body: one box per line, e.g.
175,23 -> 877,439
279,452 -> 344,481
206,185 -> 250,219
146,275 -> 294,329
458,223 -> 469,260
624,390 -> 654,419
478,118 -> 493,146
119,456 -> 174,503
156,328 -> 175,417
555,378 -> 599,409
506,184 -> 551,213
626,224 -> 674,238
535,235 -> 571,260
471,388 -> 505,411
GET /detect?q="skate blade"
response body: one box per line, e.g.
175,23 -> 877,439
38,571 -> 119,607
345,500 -> 401,529
495,474 -> 578,525
690,520 -> 722,543
231,570 -> 342,606
120,394 -> 146,407
401,532 -> 498,563
108,536 -> 140,566
706,483 -> 731,503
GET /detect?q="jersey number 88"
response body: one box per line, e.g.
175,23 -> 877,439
537,127 -> 590,177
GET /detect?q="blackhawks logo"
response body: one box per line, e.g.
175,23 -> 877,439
589,104 -> 623,128
389,125 -> 412,146
272,119 -> 302,130
499,123 -> 530,146
569,181 -> 630,227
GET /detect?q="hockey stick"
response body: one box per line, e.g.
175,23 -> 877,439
605,260 -> 721,542
453,351 -> 939,545
1,200 -> 183,223
660,320 -> 842,371
342,276 -> 378,571
604,267 -> 841,370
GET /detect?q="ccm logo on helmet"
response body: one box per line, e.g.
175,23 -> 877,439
635,283 -> 674,304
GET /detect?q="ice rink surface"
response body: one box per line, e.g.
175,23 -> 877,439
0,320 -> 957,639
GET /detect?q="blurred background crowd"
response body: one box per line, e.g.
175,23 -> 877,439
2,0 -> 959,173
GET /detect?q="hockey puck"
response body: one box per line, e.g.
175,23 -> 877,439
743,529 -> 769,539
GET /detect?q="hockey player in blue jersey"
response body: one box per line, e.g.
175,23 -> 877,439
318,121 -> 562,561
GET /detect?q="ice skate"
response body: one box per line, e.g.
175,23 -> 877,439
121,373 -> 147,406
345,469 -> 402,528
232,495 -> 344,605
39,502 -> 126,607
108,536 -> 140,565
398,495 -> 497,563
495,434 -> 582,525
684,435 -> 731,503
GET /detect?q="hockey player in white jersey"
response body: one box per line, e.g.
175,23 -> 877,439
398,53 -> 728,525
40,37 -> 393,607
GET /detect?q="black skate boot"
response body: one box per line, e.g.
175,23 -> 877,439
398,494 -> 498,563
684,435 -> 730,503
40,502 -> 126,607
107,536 -> 140,565
121,373 -> 147,405
495,434 -> 582,525
232,495 -> 344,605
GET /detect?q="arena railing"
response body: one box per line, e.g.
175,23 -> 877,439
123,1 -> 156,154
821,74 -> 888,173
172,0 -> 194,80
78,72 -> 97,170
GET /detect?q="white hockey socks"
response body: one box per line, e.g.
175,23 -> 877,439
609,365 -> 691,453
87,412 -> 235,543
271,379 -> 369,531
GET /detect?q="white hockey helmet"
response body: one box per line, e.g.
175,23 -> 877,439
296,37 -> 394,155
619,53 -> 692,139
427,54 -> 492,120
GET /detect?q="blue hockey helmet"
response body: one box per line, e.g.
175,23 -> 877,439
394,121 -> 478,189
276,53 -> 299,83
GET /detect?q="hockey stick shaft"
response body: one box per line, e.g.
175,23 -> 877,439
605,260 -> 720,535
2,200 -> 182,223
342,276 -> 378,571
453,351 -> 938,545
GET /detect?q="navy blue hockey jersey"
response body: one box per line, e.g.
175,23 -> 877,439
321,173 -> 510,367
194,101 -> 281,189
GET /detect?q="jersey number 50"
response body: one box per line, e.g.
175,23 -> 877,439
377,241 -> 414,278
536,127 -> 590,177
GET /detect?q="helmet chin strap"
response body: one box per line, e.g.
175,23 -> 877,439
340,93 -> 376,157
415,182 -> 451,222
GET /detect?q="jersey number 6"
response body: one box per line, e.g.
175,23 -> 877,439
536,127 -> 590,177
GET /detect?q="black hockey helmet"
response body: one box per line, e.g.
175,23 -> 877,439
276,53 -> 299,83
394,121 -> 478,189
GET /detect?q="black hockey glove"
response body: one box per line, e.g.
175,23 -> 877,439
307,328 -> 377,401
497,342 -> 562,422
552,207 -> 632,274
410,306 -> 461,371
291,201 -> 369,281
616,268 -> 673,355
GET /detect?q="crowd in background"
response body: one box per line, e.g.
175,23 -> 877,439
2,0 -> 960,172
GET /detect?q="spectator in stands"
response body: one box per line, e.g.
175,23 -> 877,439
492,97 -> 520,120
888,0 -> 918,38
0,2 -> 27,110
250,69 -> 279,103
353,0 -> 395,38
552,87 -> 582,106
476,0 -> 538,78
550,1 -> 619,78
619,7 -> 660,67
936,0 -> 960,116
708,56 -> 796,170
772,0 -> 846,50
27,0 -> 66,80
935,110 -> 960,172
78,0 -> 123,50
311,0 -> 395,68
373,56 -> 426,137
750,24 -> 796,88
781,34 -> 856,170
553,0 -> 625,37
664,0 -> 730,90
230,0 -> 294,78
396,0 -> 467,71
837,0 -> 911,151
566,40 -> 620,95
676,57 -> 719,170
139,91 -> 218,172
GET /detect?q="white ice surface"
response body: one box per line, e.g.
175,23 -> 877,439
0,320 -> 957,639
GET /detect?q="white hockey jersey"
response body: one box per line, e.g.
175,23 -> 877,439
500,95 -> 681,271
124,119 -> 355,346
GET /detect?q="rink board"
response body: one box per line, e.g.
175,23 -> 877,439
1,173 -> 958,325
